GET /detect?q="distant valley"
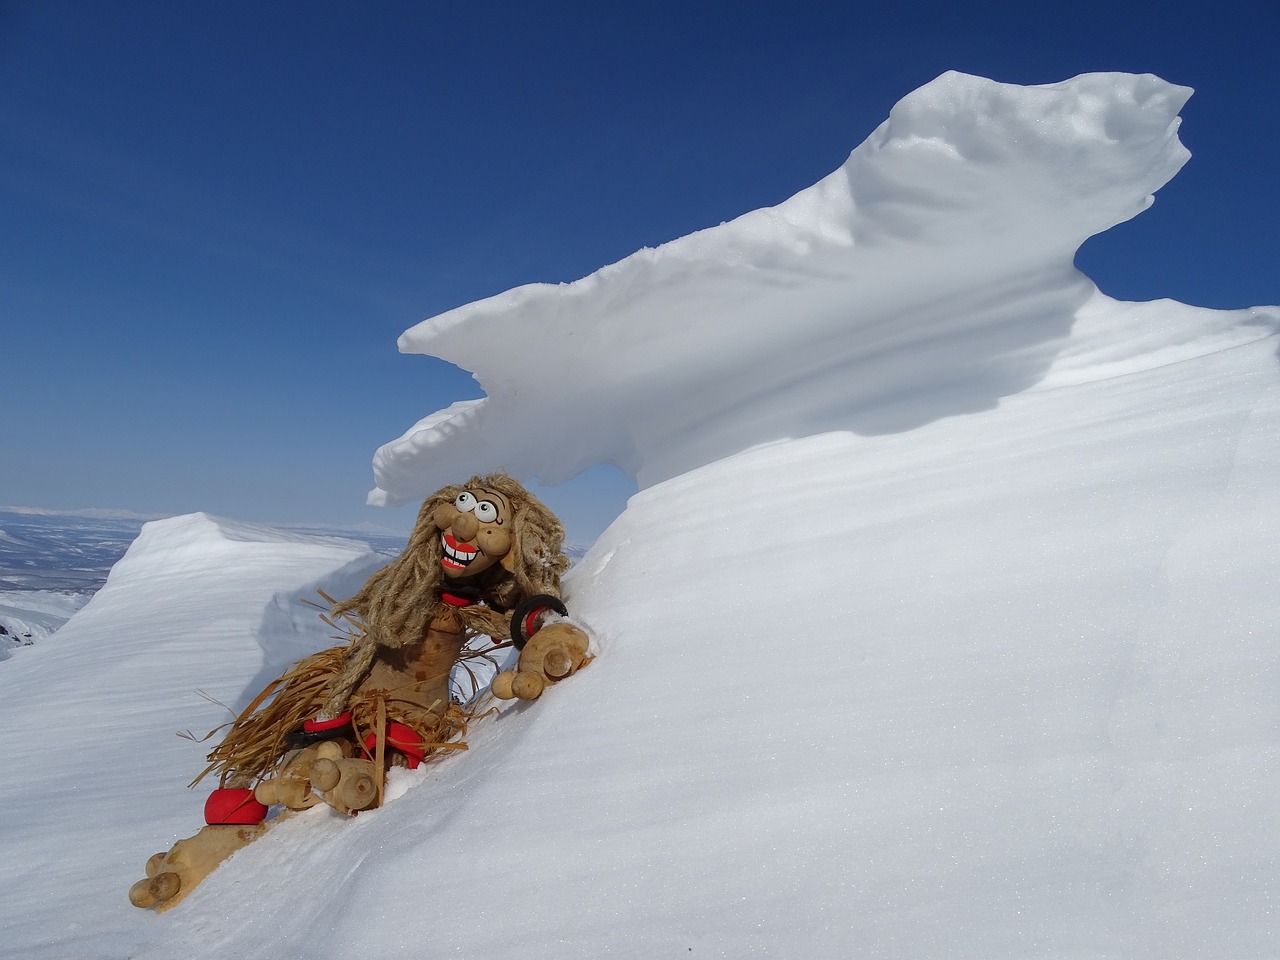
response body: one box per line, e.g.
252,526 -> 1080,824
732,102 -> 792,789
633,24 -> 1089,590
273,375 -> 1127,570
0,508 -> 408,657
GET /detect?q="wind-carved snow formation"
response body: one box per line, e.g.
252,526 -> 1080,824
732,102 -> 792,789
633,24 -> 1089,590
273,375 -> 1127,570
2,72 -> 1277,960
369,71 -> 1258,503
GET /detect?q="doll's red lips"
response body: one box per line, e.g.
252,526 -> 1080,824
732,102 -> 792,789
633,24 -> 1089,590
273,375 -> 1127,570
441,533 -> 478,569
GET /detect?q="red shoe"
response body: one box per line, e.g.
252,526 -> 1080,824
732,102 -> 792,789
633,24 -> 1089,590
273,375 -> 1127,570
204,787 -> 268,825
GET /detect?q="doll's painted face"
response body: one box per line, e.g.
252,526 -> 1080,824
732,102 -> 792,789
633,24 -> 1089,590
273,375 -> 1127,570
433,486 -> 514,578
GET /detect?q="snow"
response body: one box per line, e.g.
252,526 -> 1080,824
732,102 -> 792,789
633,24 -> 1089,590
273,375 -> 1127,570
1,71 -> 1277,959
368,71 -> 1212,501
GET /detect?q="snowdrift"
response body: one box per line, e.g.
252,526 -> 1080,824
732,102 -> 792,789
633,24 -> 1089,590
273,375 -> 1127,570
1,71 -> 1276,960
369,71 -> 1224,501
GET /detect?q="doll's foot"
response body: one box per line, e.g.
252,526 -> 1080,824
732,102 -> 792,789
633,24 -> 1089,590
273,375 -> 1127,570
252,740 -> 375,816
253,741 -> 349,811
315,756 -> 378,814
128,821 -> 267,911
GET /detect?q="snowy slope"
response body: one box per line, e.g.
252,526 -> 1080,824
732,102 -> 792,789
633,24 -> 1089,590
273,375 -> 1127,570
0,515 -> 384,960
138,333 -> 1277,960
0,71 -> 1277,960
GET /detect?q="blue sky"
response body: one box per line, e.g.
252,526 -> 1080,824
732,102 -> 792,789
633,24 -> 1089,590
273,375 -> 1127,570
2,0 -> 1276,543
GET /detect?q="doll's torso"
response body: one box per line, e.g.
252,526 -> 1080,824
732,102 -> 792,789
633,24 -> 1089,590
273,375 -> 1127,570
353,610 -> 468,730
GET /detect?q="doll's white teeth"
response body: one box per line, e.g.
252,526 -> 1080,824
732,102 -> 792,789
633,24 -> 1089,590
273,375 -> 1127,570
441,534 -> 478,566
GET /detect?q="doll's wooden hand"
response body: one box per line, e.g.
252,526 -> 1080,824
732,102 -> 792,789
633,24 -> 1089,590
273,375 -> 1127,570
492,621 -> 590,701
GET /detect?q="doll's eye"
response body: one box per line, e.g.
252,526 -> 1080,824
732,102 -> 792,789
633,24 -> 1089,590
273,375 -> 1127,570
454,492 -> 477,513
474,500 -> 499,523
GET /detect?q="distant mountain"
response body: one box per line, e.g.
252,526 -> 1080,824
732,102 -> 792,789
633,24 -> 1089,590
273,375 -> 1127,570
0,509 -> 150,592
0,508 -> 411,659
0,509 -> 411,594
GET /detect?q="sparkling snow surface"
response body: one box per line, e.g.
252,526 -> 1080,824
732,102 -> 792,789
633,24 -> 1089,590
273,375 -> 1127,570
1,72 -> 1277,960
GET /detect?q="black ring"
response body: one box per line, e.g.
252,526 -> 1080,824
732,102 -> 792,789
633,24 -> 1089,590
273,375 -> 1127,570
510,594 -> 568,650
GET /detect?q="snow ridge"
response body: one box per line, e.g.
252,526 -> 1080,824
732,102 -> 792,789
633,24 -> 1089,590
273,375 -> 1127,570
370,71 -> 1196,503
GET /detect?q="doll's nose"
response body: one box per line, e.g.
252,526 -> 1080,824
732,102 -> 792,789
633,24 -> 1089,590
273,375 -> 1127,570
451,512 -> 479,540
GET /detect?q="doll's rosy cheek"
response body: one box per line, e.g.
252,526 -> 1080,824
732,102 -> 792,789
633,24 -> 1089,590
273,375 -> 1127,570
481,526 -> 512,557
